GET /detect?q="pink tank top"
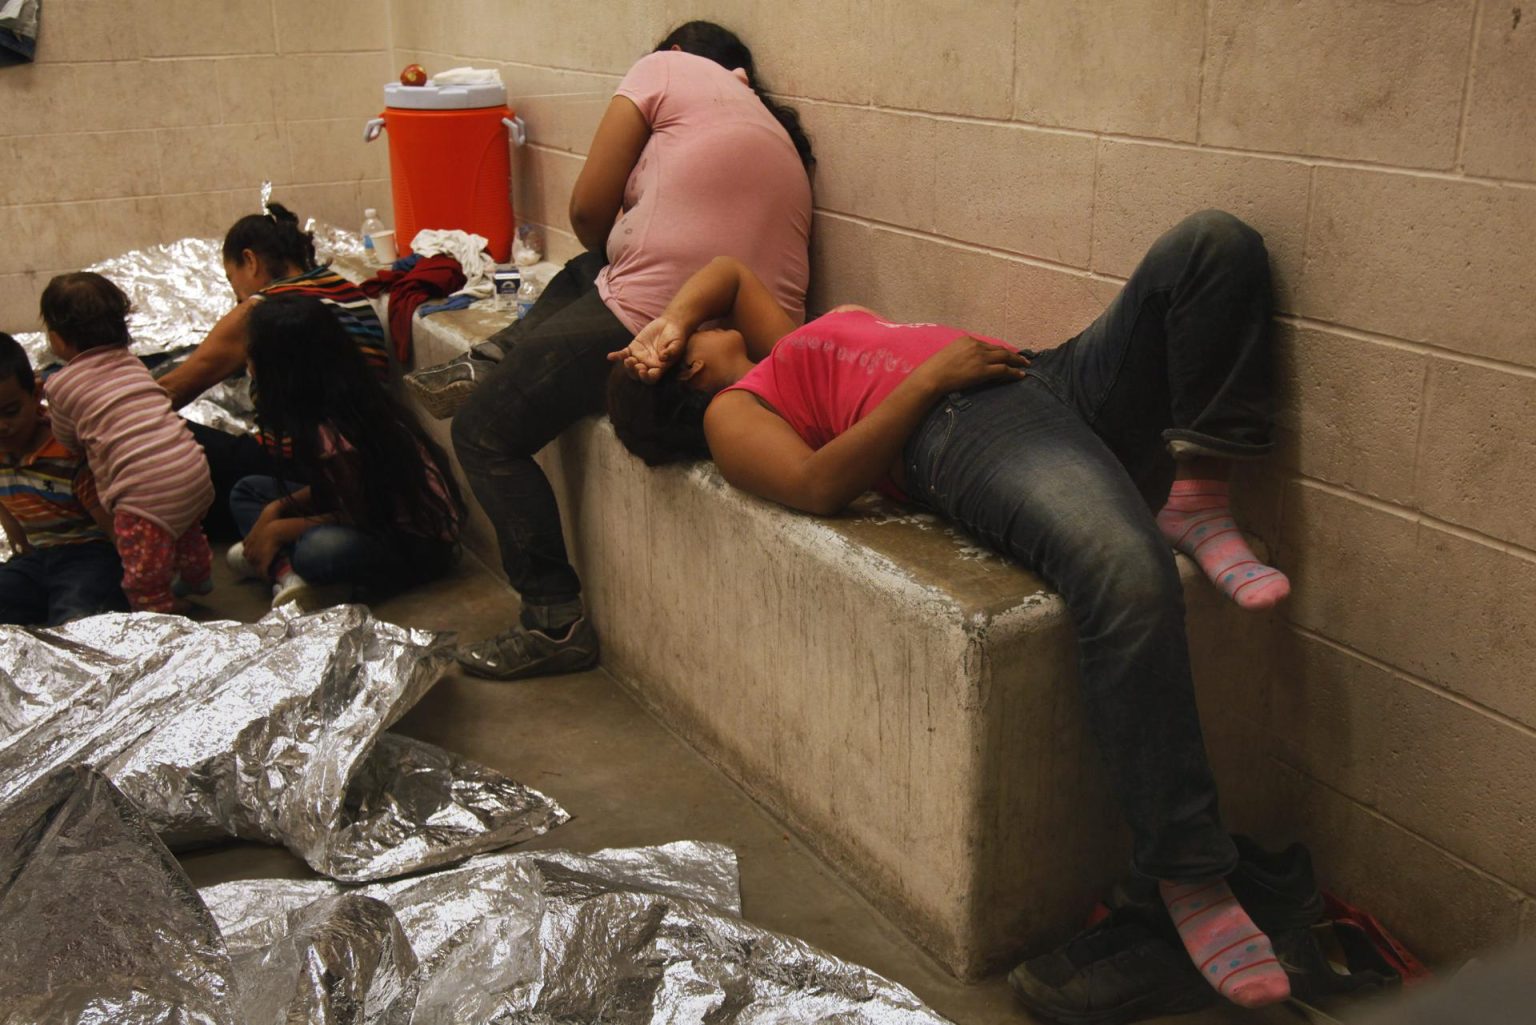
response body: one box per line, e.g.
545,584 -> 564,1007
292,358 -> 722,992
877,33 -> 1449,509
724,310 -> 1013,496
596,51 -> 812,334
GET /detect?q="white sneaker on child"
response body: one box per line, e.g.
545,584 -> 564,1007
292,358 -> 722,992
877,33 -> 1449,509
271,570 -> 314,609
226,542 -> 263,581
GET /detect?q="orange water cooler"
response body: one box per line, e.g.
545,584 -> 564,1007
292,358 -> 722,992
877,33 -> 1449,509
364,81 -> 526,262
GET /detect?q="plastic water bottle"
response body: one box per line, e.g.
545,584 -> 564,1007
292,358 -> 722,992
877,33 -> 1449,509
516,273 -> 541,319
361,208 -> 386,260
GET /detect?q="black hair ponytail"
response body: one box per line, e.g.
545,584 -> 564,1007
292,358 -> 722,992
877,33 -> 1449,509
655,21 -> 816,171
221,202 -> 317,276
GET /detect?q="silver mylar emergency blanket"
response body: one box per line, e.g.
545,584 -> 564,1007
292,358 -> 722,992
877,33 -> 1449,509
2,225 -> 361,562
0,765 -> 949,1025
13,223 -> 360,434
0,604 -> 568,880
202,841 -> 952,1025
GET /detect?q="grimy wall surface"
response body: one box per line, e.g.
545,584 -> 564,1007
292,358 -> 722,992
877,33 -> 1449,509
390,0 -> 1534,966
0,0 -> 393,333
3,0 -> 1532,965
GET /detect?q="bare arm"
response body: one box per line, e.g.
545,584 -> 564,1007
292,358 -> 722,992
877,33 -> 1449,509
568,96 -> 651,254
0,505 -> 30,557
704,337 -> 1029,516
241,486 -> 342,575
159,297 -> 259,409
610,256 -> 798,380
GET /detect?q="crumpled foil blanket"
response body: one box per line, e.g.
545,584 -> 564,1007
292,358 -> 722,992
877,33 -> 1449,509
0,604 -> 568,881
3,225 -> 362,560
13,223 -> 360,433
209,839 -> 953,1024
1,766 -> 949,1025
0,766 -> 241,1025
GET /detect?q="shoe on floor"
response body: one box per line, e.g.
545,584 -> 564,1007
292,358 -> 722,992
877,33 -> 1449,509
271,570 -> 313,609
404,351 -> 495,420
1025,837 -> 1324,1024
226,541 -> 262,581
1230,834 -> 1326,932
456,617 -> 599,680
1008,909 -> 1215,1025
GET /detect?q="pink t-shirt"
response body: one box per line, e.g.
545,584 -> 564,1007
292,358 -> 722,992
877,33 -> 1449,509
724,310 -> 1014,497
596,51 -> 812,334
46,346 -> 213,537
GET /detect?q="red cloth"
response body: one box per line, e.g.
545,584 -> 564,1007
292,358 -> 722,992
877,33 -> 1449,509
360,255 -> 466,364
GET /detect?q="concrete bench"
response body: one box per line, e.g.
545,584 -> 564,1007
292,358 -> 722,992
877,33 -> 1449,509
401,298 -> 1269,980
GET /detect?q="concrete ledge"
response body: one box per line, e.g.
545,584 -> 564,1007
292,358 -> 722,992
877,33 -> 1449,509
405,303 -> 1271,979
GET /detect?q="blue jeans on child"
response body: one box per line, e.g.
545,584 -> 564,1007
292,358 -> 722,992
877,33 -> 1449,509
0,540 -> 128,626
229,476 -> 456,594
901,210 -> 1274,882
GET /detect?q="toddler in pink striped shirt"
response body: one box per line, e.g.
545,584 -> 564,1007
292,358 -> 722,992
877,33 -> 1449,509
41,272 -> 214,613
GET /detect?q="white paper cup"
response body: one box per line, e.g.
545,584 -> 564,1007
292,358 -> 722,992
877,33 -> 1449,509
371,229 -> 398,264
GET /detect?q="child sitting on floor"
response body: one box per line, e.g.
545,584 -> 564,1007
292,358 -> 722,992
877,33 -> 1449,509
0,332 -> 128,625
228,296 -> 462,610
41,273 -> 215,614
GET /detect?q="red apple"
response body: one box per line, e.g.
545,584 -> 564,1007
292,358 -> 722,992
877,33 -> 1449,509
400,63 -> 427,87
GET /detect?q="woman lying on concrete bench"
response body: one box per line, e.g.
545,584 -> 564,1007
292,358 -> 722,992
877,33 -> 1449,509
607,209 -> 1293,1012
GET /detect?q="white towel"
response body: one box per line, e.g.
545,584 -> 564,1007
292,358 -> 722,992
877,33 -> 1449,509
408,229 -> 498,299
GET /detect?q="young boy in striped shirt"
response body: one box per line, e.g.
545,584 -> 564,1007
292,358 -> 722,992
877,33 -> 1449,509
0,332 -> 127,625
41,273 -> 215,614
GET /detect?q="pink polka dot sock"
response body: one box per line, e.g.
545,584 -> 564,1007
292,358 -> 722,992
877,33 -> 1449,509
1156,479 -> 1290,610
1160,878 -> 1291,1008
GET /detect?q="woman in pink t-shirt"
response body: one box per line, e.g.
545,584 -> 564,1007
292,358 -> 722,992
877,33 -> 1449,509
610,211 -> 1300,1013
436,22 -> 815,682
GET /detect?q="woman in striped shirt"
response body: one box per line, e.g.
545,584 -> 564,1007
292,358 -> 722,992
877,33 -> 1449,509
158,203 -> 388,536
42,273 -> 214,613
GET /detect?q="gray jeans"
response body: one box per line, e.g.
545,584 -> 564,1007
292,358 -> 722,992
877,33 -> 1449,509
903,210 -> 1274,881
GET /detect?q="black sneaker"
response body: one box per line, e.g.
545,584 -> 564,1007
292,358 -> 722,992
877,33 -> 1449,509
456,617 -> 599,680
404,351 -> 496,420
1015,837 -> 1327,1025
1008,909 -> 1214,1025
1230,834 -> 1326,932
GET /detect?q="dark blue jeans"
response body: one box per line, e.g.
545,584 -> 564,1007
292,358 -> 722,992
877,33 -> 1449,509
230,476 -> 455,595
450,251 -> 631,630
0,540 -> 128,626
902,210 -> 1274,881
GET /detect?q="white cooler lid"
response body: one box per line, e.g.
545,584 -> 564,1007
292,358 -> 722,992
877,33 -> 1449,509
384,80 -> 507,110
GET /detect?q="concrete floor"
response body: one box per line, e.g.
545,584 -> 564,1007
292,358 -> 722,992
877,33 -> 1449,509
178,553 -> 1329,1025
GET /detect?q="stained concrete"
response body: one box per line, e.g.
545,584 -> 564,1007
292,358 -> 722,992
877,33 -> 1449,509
177,554 -> 1325,1025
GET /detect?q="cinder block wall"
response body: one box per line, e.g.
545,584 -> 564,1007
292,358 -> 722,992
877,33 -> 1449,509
0,0 -> 393,333
390,0 -> 1536,964
2,0 -> 1530,966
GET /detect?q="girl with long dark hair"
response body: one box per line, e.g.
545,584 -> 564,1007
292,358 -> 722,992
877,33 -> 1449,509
228,296 -> 461,608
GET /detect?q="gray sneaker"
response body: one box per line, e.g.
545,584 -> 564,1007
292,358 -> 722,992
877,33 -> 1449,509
456,617 -> 599,680
404,351 -> 496,420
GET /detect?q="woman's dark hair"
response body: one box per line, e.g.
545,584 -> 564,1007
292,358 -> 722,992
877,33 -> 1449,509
655,21 -> 815,170
222,201 -> 317,276
39,272 -> 132,351
247,295 -> 463,538
606,361 -> 712,467
0,332 -> 35,391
